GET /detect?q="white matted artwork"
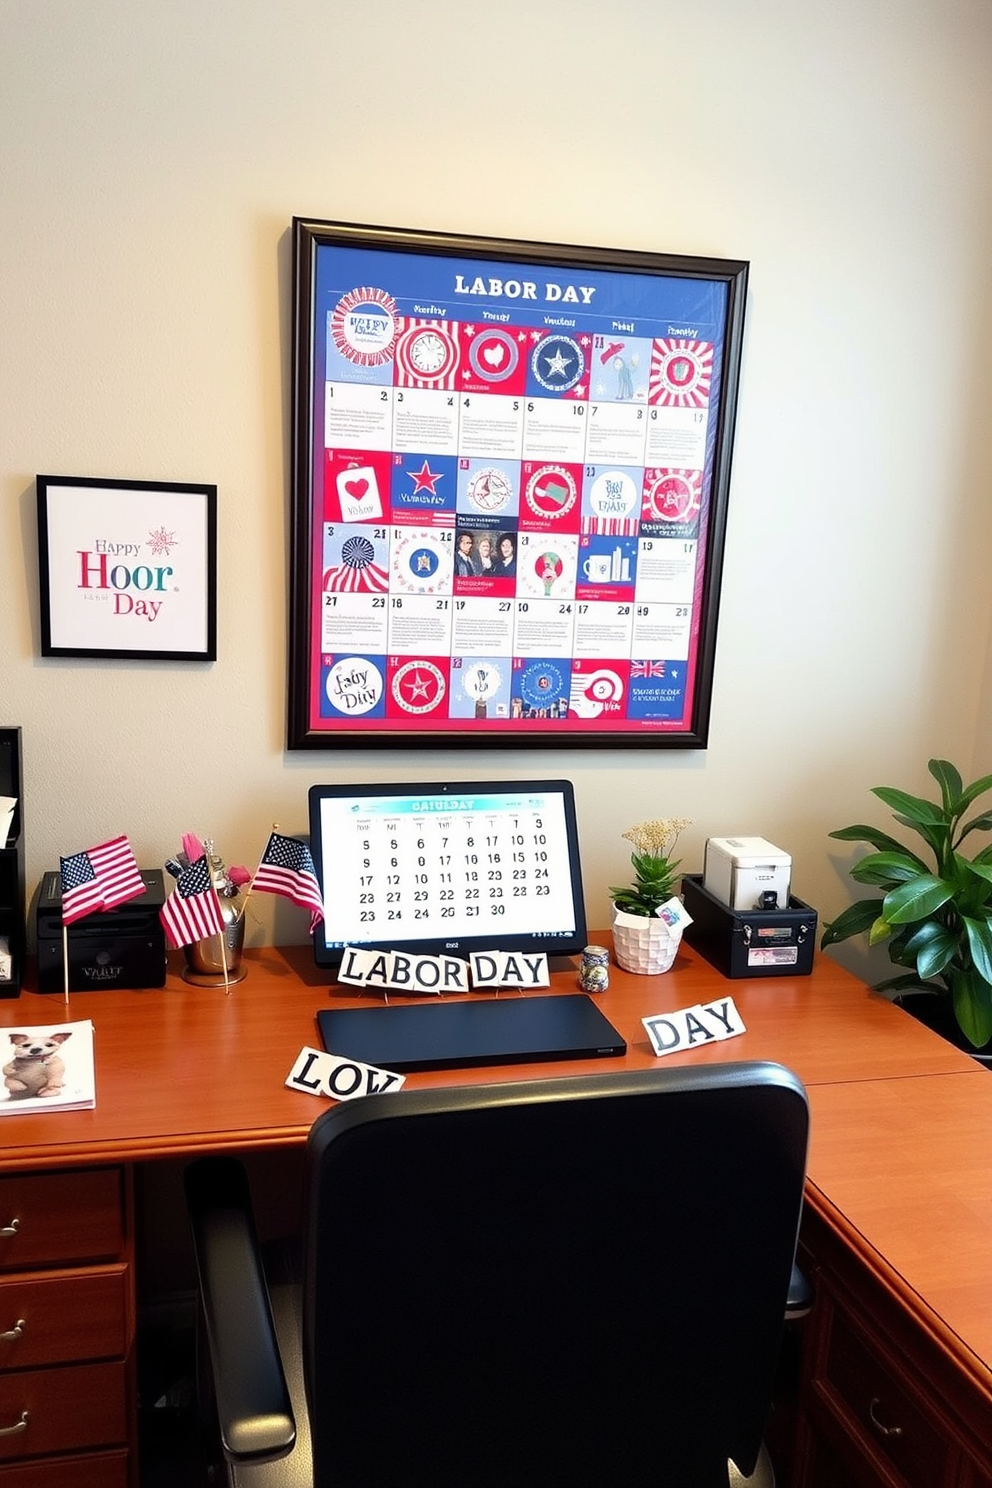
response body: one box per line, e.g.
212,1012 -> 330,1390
36,475 -> 217,660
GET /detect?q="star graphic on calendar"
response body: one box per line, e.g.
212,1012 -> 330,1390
530,334 -> 585,394
408,460 -> 444,495
543,347 -> 573,379
391,661 -> 446,714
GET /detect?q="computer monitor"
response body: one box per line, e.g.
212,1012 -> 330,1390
308,779 -> 587,972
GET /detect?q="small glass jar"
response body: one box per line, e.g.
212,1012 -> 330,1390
578,944 -> 610,993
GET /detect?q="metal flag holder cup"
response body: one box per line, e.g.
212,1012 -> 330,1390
176,840 -> 249,988
182,896 -> 247,986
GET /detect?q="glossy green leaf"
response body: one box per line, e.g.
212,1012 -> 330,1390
885,927 -> 920,969
872,786 -> 947,827
828,824 -> 924,859
962,915 -> 992,984
952,771 -> 992,812
951,969 -> 992,1047
849,851 -> 930,887
882,875 -> 954,924
928,758 -> 963,814
898,916 -> 963,976
868,915 -> 894,947
820,898 -> 883,947
957,810 -> 992,842
963,857 -> 992,886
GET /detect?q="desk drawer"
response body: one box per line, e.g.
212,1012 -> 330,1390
2,1449 -> 129,1488
0,1264 -> 128,1367
814,1302 -> 951,1488
0,1170 -> 124,1269
0,1359 -> 127,1461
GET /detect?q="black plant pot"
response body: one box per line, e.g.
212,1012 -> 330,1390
894,992 -> 992,1068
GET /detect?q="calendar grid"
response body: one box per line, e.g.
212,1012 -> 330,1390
290,222 -> 747,749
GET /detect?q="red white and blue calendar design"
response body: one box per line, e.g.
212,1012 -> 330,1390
288,221 -> 747,749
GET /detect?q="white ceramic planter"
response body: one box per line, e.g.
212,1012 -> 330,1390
611,905 -> 681,975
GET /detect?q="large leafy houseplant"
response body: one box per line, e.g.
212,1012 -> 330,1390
821,759 -> 992,1048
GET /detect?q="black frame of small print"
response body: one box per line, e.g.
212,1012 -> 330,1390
37,475 -> 217,662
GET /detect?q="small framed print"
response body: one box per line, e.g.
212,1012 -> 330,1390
36,475 -> 217,661
288,218 -> 748,749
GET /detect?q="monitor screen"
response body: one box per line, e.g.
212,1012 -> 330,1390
308,779 -> 587,971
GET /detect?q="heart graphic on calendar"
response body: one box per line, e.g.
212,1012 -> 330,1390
482,345 -> 506,369
336,465 -> 383,523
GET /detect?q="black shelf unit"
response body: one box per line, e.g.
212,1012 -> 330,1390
0,728 -> 24,997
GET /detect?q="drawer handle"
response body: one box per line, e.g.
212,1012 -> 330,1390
0,1410 -> 28,1438
0,1218 -> 19,1239
0,1319 -> 25,1342
869,1397 -> 904,1440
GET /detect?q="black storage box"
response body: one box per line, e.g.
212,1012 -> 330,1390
0,727 -> 25,998
36,869 -> 167,993
681,874 -> 817,979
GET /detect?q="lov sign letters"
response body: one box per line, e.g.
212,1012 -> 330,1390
286,1046 -> 406,1102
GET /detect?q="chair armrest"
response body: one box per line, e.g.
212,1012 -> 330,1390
184,1155 -> 296,1464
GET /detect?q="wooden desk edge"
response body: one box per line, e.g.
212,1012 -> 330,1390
804,1179 -> 992,1404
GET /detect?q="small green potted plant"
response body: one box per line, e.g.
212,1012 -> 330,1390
821,758 -> 992,1050
610,817 -> 691,974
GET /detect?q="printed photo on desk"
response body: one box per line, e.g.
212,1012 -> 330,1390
1,1021 -> 96,1113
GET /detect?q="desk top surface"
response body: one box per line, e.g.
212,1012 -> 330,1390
1,937 -> 990,1388
0,938 -> 978,1169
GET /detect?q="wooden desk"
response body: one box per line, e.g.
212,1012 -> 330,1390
0,940 -> 990,1486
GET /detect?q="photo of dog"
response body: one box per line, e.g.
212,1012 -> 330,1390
3,1030 -> 72,1099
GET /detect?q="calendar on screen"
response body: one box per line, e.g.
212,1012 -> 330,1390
307,779 -> 587,970
288,220 -> 748,749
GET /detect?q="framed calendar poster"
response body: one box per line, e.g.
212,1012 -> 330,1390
288,218 -> 748,749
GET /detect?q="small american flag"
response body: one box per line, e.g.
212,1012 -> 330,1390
253,832 -> 324,932
59,835 -> 145,926
159,857 -> 225,950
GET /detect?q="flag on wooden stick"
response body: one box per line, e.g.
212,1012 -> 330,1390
160,856 -> 225,949
59,834 -> 145,926
253,831 -> 324,932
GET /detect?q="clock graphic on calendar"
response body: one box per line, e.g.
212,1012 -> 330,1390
396,325 -> 459,384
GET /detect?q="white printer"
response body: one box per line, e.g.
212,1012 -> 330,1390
702,836 -> 792,912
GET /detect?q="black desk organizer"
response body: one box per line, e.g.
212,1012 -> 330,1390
0,727 -> 25,998
681,873 -> 817,979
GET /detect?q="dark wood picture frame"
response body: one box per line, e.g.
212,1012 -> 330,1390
289,218 -> 747,749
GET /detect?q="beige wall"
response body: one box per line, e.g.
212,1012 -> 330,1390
3,0 -> 992,971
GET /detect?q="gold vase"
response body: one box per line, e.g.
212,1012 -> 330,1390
182,892 -> 247,986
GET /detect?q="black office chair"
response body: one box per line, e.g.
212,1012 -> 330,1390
185,1061 -> 809,1488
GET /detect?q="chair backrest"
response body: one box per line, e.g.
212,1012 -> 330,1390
300,1061 -> 808,1488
